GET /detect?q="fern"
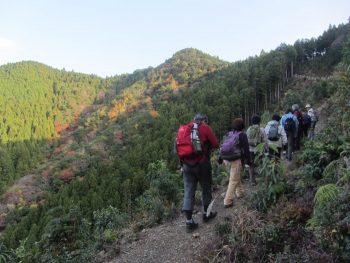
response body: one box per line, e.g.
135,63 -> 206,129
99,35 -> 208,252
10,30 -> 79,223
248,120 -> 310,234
314,184 -> 340,207
337,169 -> 350,185
306,216 -> 320,230
322,160 -> 341,182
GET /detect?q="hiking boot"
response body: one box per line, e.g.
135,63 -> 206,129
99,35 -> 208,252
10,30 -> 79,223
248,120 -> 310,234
203,211 -> 217,222
186,220 -> 198,233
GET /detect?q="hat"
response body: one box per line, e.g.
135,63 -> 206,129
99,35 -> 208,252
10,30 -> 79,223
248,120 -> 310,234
194,113 -> 208,123
305,104 -> 311,108
292,104 -> 299,111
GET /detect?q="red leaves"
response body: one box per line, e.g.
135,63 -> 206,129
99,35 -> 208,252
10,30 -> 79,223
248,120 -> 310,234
58,168 -> 74,182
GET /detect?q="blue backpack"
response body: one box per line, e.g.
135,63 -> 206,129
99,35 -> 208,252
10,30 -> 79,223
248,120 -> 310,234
284,117 -> 296,132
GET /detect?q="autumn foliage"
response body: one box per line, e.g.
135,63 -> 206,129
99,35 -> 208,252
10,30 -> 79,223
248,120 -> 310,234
58,168 -> 74,182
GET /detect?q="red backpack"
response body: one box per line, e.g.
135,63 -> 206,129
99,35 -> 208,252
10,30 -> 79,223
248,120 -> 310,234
175,122 -> 202,158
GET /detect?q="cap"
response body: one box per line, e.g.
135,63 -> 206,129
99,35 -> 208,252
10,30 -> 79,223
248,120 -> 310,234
194,113 -> 208,123
305,104 -> 311,108
292,104 -> 299,111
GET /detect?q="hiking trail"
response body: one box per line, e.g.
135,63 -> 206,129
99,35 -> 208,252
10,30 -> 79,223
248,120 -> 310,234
102,182 -> 255,263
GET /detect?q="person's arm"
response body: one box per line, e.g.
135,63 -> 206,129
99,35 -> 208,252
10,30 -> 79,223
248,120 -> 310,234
260,127 -> 268,143
204,125 -> 220,149
293,115 -> 299,130
280,126 -> 287,145
280,116 -> 285,126
264,124 -> 270,138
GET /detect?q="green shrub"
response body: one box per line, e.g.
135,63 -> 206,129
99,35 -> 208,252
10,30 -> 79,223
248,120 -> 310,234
250,145 -> 286,212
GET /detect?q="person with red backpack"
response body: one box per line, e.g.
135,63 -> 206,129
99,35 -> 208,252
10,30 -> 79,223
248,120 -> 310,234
175,113 -> 219,232
220,118 -> 251,208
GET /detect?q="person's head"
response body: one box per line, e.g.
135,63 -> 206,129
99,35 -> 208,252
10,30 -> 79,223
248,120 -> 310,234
272,113 -> 281,122
251,115 -> 261,125
194,113 -> 208,124
232,118 -> 245,131
285,108 -> 293,114
292,104 -> 299,111
305,104 -> 311,109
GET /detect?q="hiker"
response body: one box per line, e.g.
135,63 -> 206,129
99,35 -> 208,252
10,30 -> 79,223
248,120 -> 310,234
305,104 -> 318,140
265,113 -> 287,159
292,104 -> 303,151
302,109 -> 312,138
246,115 -> 267,185
176,113 -> 220,232
281,108 -> 299,161
220,118 -> 251,208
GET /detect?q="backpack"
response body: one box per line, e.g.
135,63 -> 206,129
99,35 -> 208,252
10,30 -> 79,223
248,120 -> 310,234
219,131 -> 241,161
284,117 -> 296,132
268,123 -> 280,141
247,125 -> 261,146
303,113 -> 311,127
308,110 -> 318,122
294,110 -> 303,126
175,122 -> 202,158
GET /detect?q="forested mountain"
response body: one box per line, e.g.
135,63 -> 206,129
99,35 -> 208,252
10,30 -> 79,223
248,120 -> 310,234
0,23 -> 349,262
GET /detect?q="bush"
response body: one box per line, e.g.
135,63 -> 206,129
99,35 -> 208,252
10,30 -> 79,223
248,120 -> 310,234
135,160 -> 182,226
250,145 -> 286,212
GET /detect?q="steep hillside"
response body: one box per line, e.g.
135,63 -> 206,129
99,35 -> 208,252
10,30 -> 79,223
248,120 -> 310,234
0,61 -> 108,142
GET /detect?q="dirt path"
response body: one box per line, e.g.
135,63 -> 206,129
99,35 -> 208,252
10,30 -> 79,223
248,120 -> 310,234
106,183 -> 252,263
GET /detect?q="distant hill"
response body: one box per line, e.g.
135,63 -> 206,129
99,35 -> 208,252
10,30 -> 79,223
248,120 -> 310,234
0,61 -> 107,142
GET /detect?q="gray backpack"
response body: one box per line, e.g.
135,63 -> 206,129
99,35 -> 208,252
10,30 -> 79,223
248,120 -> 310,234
268,123 -> 280,141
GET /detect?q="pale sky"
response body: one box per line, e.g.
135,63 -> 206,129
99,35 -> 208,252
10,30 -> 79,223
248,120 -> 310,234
0,0 -> 349,77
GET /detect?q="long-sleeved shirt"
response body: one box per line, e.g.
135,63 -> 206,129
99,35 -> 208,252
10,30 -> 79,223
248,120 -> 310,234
265,120 -> 287,148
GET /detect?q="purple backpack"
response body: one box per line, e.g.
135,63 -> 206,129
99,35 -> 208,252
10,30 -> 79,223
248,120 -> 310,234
220,131 -> 242,161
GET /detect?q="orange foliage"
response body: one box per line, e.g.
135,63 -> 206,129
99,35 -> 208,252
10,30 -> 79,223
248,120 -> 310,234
166,74 -> 178,90
54,122 -> 70,134
108,101 -> 127,120
149,109 -> 159,118
59,168 -> 74,182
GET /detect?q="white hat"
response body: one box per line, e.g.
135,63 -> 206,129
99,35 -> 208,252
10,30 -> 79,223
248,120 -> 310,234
305,104 -> 311,108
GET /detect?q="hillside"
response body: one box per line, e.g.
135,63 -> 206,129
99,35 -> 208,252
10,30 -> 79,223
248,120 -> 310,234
0,23 -> 349,262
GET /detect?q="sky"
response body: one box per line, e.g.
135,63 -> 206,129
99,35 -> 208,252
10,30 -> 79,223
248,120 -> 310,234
0,0 -> 349,77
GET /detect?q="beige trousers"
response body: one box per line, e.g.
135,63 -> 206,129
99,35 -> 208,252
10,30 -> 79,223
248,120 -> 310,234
224,159 -> 244,206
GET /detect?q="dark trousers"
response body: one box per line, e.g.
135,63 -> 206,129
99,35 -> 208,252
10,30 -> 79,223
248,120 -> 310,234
182,161 -> 212,211
286,131 -> 295,161
248,151 -> 257,184
295,129 -> 303,151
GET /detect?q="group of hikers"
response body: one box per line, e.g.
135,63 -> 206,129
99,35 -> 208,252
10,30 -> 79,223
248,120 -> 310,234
175,104 -> 318,232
